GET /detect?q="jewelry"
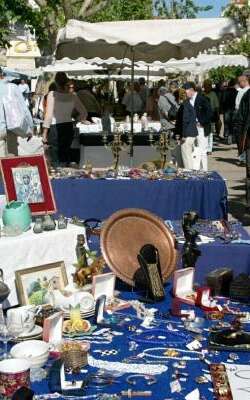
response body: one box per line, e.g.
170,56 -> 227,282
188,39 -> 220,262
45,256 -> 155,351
126,374 -> 157,386
128,328 -> 189,346
235,370 -> 250,379
195,376 -> 209,384
229,353 -> 239,361
140,347 -> 201,361
88,355 -> 168,375
93,349 -> 118,356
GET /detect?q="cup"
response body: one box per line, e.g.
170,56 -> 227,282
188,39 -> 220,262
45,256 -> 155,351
7,306 -> 35,335
0,358 -> 31,397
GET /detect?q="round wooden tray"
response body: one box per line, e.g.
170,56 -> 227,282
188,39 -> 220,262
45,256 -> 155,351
101,208 -> 178,286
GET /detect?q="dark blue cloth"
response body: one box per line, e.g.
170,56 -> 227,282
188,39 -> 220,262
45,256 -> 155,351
42,172 -> 227,221
88,223 -> 250,285
29,285 -> 250,400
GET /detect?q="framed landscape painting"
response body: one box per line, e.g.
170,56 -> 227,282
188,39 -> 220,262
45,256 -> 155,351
15,261 -> 68,305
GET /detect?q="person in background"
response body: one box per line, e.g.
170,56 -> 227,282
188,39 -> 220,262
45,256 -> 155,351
68,80 -> 75,94
203,79 -> 219,154
158,86 -> 179,130
235,73 -> 250,164
0,68 -> 33,156
19,79 -> 30,106
122,82 -> 143,114
234,79 -> 250,209
221,79 -> 238,145
77,82 -> 102,121
146,88 -> 159,120
138,77 -> 149,113
179,82 -> 212,171
42,72 -> 88,167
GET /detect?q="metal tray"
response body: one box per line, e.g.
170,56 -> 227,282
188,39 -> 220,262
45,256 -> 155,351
101,208 -> 178,286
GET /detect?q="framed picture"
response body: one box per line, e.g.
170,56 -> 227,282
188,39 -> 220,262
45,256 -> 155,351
0,154 -> 56,215
15,261 -> 68,305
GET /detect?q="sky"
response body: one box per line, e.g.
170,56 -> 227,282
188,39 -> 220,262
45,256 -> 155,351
198,0 -> 229,17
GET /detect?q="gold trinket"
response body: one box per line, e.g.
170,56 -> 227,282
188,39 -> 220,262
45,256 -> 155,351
163,349 -> 179,357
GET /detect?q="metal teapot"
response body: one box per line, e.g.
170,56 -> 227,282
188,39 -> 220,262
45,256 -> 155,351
0,269 -> 10,303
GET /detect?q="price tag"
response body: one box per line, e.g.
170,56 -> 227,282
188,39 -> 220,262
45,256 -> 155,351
170,379 -> 182,393
186,339 -> 202,350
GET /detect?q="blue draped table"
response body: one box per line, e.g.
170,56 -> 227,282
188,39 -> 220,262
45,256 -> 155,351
30,286 -> 250,400
48,172 -> 227,220
88,222 -> 250,285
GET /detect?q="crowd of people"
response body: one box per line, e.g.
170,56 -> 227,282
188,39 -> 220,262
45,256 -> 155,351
1,67 -> 250,174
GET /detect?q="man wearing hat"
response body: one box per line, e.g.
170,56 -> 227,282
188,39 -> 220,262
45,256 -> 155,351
180,82 -> 212,171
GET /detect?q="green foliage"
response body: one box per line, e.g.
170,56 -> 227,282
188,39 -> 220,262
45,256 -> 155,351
89,0 -> 152,22
155,0 -> 212,18
208,65 -> 245,84
223,3 -> 250,56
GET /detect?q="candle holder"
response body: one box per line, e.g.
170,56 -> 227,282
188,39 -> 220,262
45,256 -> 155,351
103,124 -> 127,171
150,130 -> 175,169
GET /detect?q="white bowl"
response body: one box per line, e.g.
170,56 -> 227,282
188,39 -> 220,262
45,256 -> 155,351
10,340 -> 50,359
0,358 -> 31,373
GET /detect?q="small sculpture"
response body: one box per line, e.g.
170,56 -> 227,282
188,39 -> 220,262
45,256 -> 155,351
182,211 -> 201,269
43,214 -> 56,231
57,215 -> 68,230
33,218 -> 43,234
73,256 -> 106,288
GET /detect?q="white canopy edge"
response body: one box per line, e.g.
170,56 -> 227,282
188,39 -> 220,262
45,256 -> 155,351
56,18 -> 239,63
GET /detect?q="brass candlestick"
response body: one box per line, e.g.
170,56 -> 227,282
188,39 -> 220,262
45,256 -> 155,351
103,124 -> 127,171
150,130 -> 175,169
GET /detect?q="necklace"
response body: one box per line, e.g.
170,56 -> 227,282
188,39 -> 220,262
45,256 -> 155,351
235,370 -> 250,379
140,347 -> 202,361
129,328 -> 189,346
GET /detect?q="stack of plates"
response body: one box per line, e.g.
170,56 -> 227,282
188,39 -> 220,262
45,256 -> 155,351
62,307 -> 95,319
14,325 -> 43,342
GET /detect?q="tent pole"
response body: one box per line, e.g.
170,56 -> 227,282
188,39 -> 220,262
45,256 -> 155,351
129,47 -> 135,167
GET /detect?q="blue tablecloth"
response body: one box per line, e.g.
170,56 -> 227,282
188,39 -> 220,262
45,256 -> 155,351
29,286 -> 250,400
47,172 -> 228,221
88,222 -> 250,285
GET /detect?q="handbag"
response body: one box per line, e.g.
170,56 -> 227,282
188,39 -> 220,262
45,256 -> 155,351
166,95 -> 178,120
2,83 -> 33,138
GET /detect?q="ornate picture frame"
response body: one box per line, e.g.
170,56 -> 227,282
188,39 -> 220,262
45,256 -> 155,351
15,261 -> 68,305
0,154 -> 56,215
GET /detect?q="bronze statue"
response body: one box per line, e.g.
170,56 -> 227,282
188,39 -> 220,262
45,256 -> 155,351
182,211 -> 201,269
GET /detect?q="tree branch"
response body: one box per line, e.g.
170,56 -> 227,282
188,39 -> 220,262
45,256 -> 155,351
79,0 -> 94,17
83,0 -> 108,18
32,0 -> 47,7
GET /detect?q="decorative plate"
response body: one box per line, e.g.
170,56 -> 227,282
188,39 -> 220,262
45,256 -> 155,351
101,208 -> 178,286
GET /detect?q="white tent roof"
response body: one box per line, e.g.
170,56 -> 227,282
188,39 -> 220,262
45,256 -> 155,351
43,60 -> 104,74
160,54 -> 249,73
56,18 -> 239,63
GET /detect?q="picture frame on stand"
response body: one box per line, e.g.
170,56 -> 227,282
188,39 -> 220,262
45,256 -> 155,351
0,154 -> 56,215
15,261 -> 68,306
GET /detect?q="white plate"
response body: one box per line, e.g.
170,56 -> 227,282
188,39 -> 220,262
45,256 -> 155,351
18,325 -> 43,339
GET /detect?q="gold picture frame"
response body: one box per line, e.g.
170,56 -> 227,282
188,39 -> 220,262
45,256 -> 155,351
15,261 -> 68,306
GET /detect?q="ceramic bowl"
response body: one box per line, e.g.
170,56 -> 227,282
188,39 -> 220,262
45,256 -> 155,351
0,358 -> 31,397
10,340 -> 49,368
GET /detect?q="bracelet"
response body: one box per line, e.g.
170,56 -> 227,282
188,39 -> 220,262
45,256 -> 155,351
126,374 -> 157,386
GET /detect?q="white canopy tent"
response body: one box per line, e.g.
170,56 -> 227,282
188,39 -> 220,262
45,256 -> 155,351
56,18 -> 238,62
56,18 -> 239,161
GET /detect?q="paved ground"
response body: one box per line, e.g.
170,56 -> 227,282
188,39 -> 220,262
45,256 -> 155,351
209,138 -> 250,232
